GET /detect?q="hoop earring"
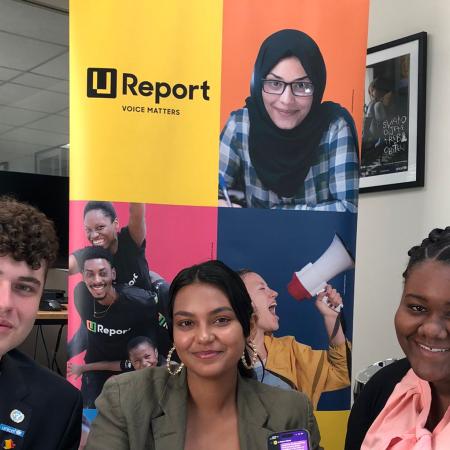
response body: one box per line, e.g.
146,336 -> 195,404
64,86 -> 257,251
241,339 -> 258,369
166,345 -> 184,376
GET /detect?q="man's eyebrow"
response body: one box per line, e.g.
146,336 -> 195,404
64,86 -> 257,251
266,72 -> 310,81
0,270 -> 42,286
84,267 -> 107,273
18,276 -> 42,286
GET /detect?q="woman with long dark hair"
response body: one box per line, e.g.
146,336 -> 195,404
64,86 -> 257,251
86,260 -> 321,450
219,29 -> 359,212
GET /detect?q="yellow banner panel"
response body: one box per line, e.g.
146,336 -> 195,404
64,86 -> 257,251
70,1 -> 223,206
315,410 -> 350,450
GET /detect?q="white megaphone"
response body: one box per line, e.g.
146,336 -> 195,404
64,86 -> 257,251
287,234 -> 354,312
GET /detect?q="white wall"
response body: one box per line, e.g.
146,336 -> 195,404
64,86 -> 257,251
353,0 -> 450,383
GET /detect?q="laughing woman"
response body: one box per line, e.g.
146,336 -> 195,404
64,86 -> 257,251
240,270 -> 350,408
85,261 -> 321,450
219,29 -> 359,212
345,228 -> 450,449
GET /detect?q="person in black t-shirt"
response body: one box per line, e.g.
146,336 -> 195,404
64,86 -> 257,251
67,247 -> 160,408
69,201 -> 152,289
68,201 -> 170,357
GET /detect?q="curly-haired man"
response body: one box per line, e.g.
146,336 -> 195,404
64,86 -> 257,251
0,196 -> 82,450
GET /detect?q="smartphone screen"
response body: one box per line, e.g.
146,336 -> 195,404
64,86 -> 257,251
267,429 -> 310,450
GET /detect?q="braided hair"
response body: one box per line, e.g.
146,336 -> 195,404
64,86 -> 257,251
403,227 -> 450,279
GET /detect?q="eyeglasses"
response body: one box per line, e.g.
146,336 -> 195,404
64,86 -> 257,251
261,79 -> 314,97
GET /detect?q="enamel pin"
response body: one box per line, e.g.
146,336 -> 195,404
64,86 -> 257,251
9,411 -> 24,424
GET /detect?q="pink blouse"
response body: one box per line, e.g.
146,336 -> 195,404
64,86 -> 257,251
361,369 -> 450,449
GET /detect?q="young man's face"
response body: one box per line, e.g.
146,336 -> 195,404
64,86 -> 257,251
0,255 -> 45,358
82,258 -> 115,300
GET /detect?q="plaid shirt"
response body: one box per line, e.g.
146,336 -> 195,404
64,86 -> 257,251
219,108 -> 359,212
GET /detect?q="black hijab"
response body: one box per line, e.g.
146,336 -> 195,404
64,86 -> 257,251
246,29 -> 356,198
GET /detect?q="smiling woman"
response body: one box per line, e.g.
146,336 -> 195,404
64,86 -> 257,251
219,29 -> 359,211
85,260 -> 323,450
69,201 -> 153,290
395,261 -> 450,389
345,227 -> 450,449
171,283 -> 247,382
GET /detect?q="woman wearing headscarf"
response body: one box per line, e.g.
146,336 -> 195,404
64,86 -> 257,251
219,29 -> 359,212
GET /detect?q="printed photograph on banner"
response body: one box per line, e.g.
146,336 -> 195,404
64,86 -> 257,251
217,207 -> 357,411
67,200 -> 217,411
218,28 -> 359,212
217,3 -> 369,448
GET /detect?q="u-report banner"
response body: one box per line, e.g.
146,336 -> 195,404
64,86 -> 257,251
70,2 -> 369,449
70,1 -> 223,205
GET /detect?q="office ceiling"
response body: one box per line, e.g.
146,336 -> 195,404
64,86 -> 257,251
0,0 -> 68,174
24,0 -> 68,12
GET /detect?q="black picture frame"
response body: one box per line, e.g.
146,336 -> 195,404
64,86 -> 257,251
359,32 -> 427,193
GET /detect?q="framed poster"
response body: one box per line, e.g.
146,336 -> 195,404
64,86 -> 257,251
359,32 -> 427,193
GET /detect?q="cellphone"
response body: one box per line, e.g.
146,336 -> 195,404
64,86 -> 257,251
267,428 -> 310,450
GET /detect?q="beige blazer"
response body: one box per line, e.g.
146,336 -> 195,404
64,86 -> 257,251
85,367 -> 321,450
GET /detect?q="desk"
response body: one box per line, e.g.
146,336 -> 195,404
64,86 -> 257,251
35,305 -> 68,374
36,306 -> 68,325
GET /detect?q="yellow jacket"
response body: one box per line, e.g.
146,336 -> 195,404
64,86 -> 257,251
264,335 -> 350,409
